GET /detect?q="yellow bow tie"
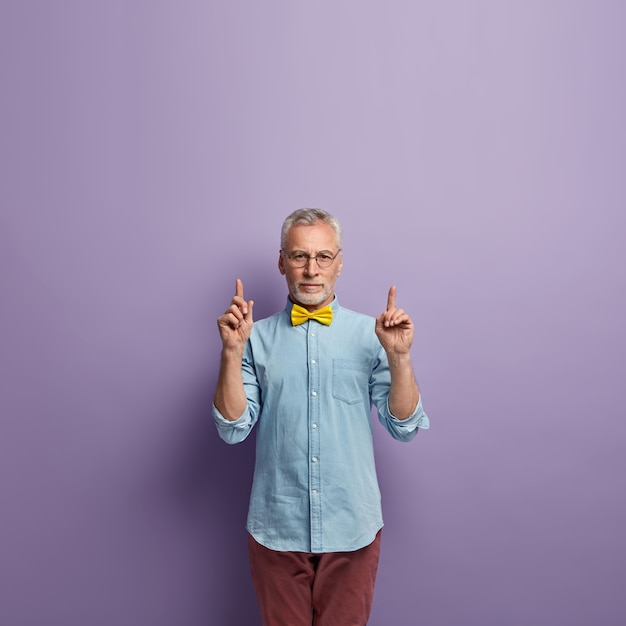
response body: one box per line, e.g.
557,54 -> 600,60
291,303 -> 333,326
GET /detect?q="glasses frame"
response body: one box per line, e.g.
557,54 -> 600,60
281,248 -> 342,269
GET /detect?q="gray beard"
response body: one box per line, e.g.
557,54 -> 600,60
289,284 -> 332,308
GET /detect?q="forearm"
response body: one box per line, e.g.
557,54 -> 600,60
213,348 -> 248,421
387,352 -> 420,420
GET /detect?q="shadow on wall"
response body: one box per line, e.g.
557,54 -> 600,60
114,325 -> 263,622
184,263 -> 285,623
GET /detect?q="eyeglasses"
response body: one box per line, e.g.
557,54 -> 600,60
281,249 -> 342,269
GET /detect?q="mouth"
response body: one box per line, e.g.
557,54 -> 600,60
299,283 -> 323,291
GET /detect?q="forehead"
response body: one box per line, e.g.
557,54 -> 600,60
285,222 -> 339,251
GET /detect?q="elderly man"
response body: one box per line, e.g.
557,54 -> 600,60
213,208 -> 429,626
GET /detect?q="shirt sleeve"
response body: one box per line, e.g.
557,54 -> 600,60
370,345 -> 430,442
212,403 -> 255,444
212,341 -> 262,444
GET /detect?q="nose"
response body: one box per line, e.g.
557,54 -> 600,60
303,257 -> 319,275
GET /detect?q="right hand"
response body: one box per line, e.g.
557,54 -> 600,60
217,279 -> 254,351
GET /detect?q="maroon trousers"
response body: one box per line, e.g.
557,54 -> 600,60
247,531 -> 382,626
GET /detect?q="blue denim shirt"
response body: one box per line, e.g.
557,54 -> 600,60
213,297 -> 429,553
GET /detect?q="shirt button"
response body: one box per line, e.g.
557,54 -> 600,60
312,423 -> 317,429
312,489 -> 317,495
311,391 -> 317,396
312,457 -> 318,463
311,359 -> 316,364
311,333 -> 316,337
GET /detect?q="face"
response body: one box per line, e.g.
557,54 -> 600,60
278,221 -> 343,310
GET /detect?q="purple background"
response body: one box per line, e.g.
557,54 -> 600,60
2,2 -> 625,625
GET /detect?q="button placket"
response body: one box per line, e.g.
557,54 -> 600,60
308,324 -> 322,550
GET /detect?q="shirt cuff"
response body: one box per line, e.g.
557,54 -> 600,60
388,395 -> 430,429
212,403 -> 256,444
212,403 -> 250,427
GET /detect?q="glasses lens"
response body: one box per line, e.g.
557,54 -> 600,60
291,253 -> 307,267
317,254 -> 332,268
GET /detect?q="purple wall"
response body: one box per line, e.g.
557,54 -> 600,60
2,2 -> 625,625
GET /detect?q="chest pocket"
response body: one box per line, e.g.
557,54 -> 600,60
332,358 -> 371,405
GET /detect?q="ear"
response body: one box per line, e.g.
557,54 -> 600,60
278,251 -> 286,275
336,253 -> 343,276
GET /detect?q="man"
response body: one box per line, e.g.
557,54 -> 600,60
213,208 -> 429,625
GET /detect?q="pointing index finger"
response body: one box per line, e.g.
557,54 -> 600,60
386,285 -> 397,311
235,278 -> 244,300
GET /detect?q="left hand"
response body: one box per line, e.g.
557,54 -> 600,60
375,286 -> 414,355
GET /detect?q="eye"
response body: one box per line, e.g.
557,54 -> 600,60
292,253 -> 307,262
317,253 -> 333,262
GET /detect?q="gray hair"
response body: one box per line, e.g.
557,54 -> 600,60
280,208 -> 343,250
